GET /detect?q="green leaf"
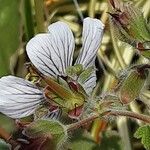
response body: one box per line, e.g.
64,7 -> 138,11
0,0 -> 21,76
0,139 -> 10,150
19,136 -> 55,150
0,114 -> 15,133
99,131 -> 122,150
141,51 -> 150,59
70,131 -> 98,150
134,125 -> 150,150
70,130 -> 122,150
71,137 -> 97,150
25,119 -> 67,149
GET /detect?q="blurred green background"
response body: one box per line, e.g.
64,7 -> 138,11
0,0 -> 150,149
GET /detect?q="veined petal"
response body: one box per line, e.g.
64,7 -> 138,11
0,98 -> 39,118
75,17 -> 104,68
48,22 -> 75,72
75,18 -> 104,94
0,76 -> 44,118
26,22 -> 75,78
79,71 -> 96,94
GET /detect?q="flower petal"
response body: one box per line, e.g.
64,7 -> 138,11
75,17 -> 104,68
26,22 -> 75,78
75,18 -> 104,94
79,71 -> 96,94
0,76 -> 44,118
47,108 -> 62,120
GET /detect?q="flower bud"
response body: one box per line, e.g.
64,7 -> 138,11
109,0 -> 150,58
119,65 -> 148,104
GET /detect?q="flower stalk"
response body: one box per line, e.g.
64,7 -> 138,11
67,108 -> 150,133
34,0 -> 45,32
105,110 -> 150,124
67,114 -> 99,132
23,0 -> 34,40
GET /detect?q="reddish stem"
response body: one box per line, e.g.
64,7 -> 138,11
105,110 -> 150,123
67,114 -> 99,132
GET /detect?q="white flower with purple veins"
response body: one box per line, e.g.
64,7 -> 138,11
0,17 -> 104,119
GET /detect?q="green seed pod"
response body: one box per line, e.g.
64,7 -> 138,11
119,70 -> 147,104
25,119 -> 68,149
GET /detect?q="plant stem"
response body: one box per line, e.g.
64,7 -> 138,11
67,114 -> 99,132
67,108 -> 150,133
98,52 -> 117,78
34,0 -> 45,32
66,108 -> 150,135
91,119 -> 107,143
110,28 -> 126,69
117,117 -> 132,150
130,101 -> 143,125
88,0 -> 97,18
105,110 -> 150,123
72,0 -> 84,21
23,0 -> 34,41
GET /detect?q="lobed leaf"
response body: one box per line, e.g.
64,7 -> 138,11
25,119 -> 67,149
134,125 -> 150,150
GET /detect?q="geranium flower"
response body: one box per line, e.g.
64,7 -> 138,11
0,17 -> 104,119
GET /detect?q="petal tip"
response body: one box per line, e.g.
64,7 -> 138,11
84,17 -> 105,29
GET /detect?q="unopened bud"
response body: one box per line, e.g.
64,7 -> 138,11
109,0 -> 150,58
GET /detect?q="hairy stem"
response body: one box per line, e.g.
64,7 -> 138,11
67,114 -> 99,132
105,110 -> 150,123
67,108 -> 150,134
